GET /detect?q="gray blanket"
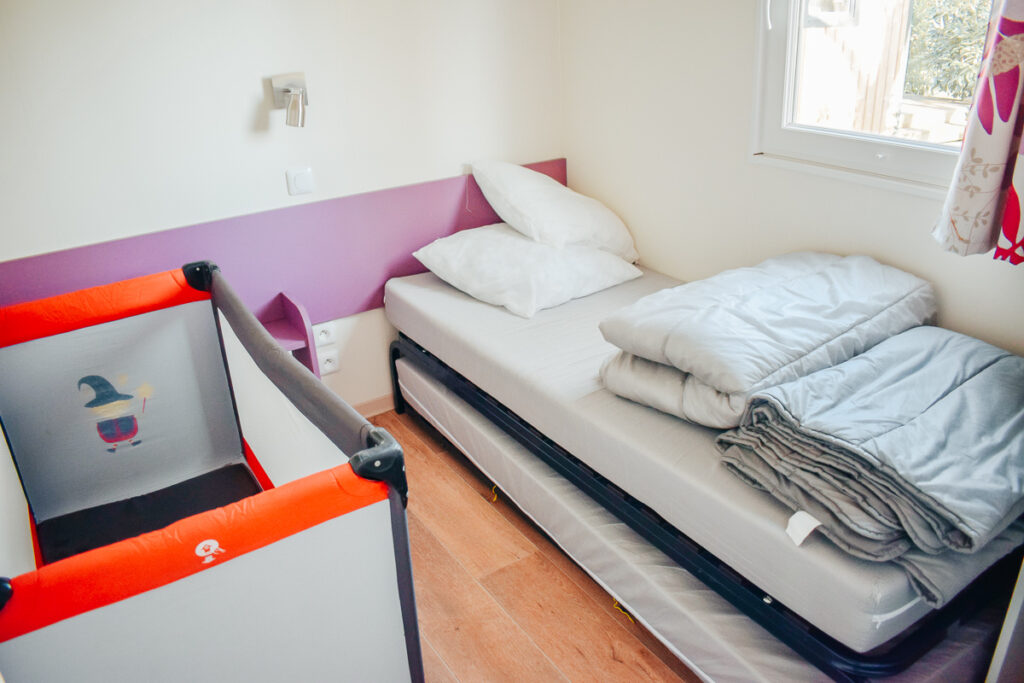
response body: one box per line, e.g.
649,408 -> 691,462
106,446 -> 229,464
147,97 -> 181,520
599,252 -> 936,428
717,326 -> 1024,606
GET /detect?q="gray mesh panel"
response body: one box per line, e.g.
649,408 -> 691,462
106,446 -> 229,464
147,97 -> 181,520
0,301 -> 244,521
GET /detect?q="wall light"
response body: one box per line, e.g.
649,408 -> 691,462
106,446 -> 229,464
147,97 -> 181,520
271,73 -> 308,128
285,89 -> 305,127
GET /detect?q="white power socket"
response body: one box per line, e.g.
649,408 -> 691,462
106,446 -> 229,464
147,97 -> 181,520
317,346 -> 340,375
312,321 -> 338,346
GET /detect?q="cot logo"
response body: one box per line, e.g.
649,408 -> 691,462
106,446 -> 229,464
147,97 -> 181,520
195,538 -> 225,564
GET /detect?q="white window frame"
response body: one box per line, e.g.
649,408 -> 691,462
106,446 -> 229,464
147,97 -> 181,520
751,0 -> 961,192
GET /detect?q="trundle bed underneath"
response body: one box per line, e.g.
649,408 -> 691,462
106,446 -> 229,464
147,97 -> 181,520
384,269 -> 1018,682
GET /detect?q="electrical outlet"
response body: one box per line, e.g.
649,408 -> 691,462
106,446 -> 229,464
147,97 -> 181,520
312,321 -> 337,346
317,347 -> 340,375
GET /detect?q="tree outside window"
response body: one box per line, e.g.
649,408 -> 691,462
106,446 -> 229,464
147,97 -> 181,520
793,0 -> 990,146
904,0 -> 990,101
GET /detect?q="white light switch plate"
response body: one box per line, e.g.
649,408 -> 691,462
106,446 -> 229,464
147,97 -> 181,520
286,166 -> 314,195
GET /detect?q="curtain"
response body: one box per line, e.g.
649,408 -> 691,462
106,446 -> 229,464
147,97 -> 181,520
934,0 -> 1024,265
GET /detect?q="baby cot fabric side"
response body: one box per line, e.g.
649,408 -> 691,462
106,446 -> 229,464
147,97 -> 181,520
0,495 -> 411,682
0,462 -> 387,642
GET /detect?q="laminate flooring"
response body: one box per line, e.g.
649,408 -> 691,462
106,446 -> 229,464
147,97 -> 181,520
370,410 -> 700,683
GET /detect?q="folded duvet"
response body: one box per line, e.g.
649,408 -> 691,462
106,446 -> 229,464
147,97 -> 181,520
716,326 -> 1024,605
599,252 -> 936,428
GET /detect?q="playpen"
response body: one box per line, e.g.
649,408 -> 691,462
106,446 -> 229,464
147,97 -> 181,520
0,262 -> 422,682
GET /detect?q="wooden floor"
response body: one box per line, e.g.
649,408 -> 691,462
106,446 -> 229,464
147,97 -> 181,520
370,410 -> 700,683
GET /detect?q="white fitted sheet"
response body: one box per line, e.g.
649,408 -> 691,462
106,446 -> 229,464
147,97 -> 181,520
384,270 -> 935,652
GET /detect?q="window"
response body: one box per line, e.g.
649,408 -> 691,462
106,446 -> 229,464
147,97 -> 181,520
754,0 -> 991,188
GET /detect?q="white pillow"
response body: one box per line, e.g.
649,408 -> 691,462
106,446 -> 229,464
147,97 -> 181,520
471,160 -> 639,262
413,224 -> 642,318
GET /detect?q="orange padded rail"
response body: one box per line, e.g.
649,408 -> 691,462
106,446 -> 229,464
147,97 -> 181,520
0,269 -> 209,348
0,464 -> 387,641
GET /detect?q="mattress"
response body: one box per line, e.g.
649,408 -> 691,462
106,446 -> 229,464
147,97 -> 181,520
384,270 -> 937,653
395,356 -> 1003,683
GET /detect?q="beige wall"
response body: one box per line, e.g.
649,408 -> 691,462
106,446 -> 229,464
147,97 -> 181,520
4,1 -> 1021,406
0,0 -> 562,262
558,0 -> 1024,355
0,0 -> 563,406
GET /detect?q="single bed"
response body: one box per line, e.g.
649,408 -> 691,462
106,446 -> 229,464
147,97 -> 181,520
384,267 -> 1018,682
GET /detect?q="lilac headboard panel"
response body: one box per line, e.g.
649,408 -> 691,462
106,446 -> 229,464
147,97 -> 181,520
0,159 -> 567,323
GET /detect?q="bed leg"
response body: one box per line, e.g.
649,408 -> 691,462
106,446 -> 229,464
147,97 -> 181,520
389,340 -> 407,415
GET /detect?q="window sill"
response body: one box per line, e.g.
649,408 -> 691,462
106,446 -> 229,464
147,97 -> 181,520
750,152 -> 950,201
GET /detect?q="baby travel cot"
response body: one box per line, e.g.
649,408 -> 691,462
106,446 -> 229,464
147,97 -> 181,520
0,262 -> 422,682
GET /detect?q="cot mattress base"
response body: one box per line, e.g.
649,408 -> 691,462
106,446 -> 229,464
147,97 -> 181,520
391,334 -> 1016,681
34,463 -> 262,564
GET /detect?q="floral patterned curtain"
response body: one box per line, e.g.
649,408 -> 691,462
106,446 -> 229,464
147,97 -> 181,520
934,0 -> 1024,265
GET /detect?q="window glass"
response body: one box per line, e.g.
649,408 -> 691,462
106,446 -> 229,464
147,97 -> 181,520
755,0 -> 991,187
792,0 -> 988,145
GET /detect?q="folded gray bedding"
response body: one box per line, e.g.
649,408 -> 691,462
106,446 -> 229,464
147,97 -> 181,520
599,252 -> 936,428
717,325 -> 1024,606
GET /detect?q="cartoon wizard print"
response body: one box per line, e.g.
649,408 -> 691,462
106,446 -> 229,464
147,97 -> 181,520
78,375 -> 153,453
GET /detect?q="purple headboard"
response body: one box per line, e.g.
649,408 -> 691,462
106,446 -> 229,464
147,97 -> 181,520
0,159 -> 567,324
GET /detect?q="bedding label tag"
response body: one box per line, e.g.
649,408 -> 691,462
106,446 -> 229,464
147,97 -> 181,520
786,511 -> 822,547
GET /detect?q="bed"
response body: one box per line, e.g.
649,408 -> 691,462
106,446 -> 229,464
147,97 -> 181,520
0,263 -> 422,682
384,266 -> 1020,682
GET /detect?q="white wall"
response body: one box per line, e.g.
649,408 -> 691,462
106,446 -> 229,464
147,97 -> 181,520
7,0 -> 1021,409
558,0 -> 1024,356
318,308 -> 398,414
0,0 -> 562,262
0,0 -> 563,407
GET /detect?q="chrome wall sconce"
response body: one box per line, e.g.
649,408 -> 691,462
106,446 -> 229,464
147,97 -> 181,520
271,73 -> 308,128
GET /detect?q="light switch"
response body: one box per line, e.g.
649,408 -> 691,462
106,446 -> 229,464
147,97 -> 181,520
286,166 -> 315,195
